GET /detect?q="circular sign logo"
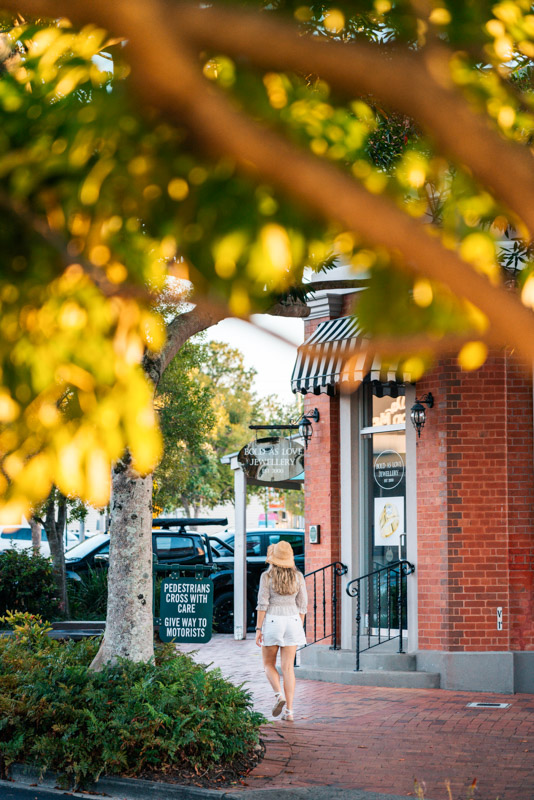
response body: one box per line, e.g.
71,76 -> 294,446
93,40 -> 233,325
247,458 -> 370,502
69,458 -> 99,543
373,449 -> 405,491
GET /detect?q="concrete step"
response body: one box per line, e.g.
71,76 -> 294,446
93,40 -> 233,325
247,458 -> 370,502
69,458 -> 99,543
300,645 -> 416,672
295,665 -> 441,689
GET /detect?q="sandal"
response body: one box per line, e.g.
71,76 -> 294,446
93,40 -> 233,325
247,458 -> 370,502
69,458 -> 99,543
272,693 -> 286,717
281,708 -> 294,722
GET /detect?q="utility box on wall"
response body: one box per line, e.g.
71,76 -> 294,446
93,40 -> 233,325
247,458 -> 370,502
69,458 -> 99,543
309,524 -> 320,544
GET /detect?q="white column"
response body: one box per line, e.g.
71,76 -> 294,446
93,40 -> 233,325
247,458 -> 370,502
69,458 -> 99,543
340,392 -> 360,650
233,464 -> 248,640
405,383 -> 418,652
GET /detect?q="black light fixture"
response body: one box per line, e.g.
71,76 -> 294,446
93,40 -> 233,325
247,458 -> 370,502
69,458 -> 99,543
410,393 -> 434,438
298,408 -> 320,449
249,407 -> 320,450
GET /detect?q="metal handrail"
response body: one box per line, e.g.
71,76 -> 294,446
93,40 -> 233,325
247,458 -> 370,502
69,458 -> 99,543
346,560 -> 415,671
299,561 -> 347,651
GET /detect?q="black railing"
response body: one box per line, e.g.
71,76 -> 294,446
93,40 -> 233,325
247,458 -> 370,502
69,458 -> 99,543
346,560 -> 415,671
300,561 -> 347,650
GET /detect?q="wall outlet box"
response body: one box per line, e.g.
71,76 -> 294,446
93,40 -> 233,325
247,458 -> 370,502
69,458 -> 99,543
309,524 -> 320,544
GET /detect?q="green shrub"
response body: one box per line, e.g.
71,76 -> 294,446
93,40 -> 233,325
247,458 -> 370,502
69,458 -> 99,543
68,571 -> 163,620
67,567 -> 108,620
0,612 -> 265,788
0,550 -> 60,619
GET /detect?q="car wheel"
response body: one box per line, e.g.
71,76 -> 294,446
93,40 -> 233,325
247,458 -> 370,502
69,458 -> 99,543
213,592 -> 254,634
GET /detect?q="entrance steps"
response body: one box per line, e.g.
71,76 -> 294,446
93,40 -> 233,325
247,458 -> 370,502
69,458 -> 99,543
296,644 -> 440,689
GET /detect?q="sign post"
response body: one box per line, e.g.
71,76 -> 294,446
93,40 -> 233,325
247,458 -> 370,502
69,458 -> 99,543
159,576 -> 213,643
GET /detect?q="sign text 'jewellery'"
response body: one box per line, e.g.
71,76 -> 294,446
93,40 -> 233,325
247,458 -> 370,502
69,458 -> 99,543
238,437 -> 304,483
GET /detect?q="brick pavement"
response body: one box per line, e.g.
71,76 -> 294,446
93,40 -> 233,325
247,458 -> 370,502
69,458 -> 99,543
178,635 -> 534,800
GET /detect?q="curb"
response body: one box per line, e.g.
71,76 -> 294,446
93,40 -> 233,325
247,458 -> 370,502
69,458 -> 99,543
9,763 -> 225,799
7,764 -> 432,800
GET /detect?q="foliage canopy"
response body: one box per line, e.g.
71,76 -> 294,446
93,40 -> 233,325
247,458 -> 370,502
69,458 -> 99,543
1,0 -> 534,517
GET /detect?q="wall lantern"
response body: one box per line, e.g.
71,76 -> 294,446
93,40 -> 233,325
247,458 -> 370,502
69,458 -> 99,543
298,408 -> 320,449
249,408 -> 320,450
410,393 -> 434,438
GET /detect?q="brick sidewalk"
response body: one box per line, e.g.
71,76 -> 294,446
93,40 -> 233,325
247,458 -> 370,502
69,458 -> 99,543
178,635 -> 534,800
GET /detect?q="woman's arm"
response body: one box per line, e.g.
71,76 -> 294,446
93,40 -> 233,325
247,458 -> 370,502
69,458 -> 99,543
255,609 -> 266,646
255,572 -> 269,647
296,572 -> 308,624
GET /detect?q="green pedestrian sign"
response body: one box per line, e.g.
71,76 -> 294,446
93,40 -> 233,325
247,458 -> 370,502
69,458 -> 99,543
159,576 -> 213,643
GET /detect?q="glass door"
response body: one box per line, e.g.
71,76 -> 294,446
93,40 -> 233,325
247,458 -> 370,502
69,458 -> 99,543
361,387 -> 407,633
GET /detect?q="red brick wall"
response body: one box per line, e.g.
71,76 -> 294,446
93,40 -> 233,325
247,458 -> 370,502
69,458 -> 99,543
301,317 -> 341,641
506,357 -> 534,650
417,351 -> 534,652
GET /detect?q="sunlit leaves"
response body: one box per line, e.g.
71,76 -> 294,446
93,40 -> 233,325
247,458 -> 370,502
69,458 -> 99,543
0,259 -> 163,516
2,0 -> 534,518
457,340 -> 489,371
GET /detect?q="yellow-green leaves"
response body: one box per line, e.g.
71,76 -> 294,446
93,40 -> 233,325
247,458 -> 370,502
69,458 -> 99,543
459,233 -> 500,284
457,341 -> 489,371
0,266 -> 164,518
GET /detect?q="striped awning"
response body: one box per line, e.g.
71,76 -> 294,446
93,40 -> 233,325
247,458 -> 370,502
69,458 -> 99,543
291,316 -> 411,396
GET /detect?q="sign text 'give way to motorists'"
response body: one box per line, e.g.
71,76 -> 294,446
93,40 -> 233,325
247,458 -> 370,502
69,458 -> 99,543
159,577 -> 213,643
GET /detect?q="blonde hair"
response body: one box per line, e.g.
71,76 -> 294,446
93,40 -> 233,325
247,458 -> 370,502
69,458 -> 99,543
269,565 -> 299,595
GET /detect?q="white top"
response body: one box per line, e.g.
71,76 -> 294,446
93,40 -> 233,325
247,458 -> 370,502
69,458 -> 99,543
256,569 -> 308,616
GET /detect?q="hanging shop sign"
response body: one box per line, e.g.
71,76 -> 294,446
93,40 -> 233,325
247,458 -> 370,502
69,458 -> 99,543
373,449 -> 405,491
238,437 -> 304,483
159,577 -> 213,643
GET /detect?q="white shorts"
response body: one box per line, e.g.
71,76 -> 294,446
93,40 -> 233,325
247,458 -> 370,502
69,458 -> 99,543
262,614 -> 306,647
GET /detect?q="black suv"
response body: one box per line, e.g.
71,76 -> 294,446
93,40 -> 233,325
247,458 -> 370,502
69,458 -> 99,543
65,518 -> 225,577
209,529 -> 305,633
65,519 -> 305,634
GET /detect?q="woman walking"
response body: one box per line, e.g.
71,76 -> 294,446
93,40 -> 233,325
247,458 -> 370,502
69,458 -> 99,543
255,540 -> 308,722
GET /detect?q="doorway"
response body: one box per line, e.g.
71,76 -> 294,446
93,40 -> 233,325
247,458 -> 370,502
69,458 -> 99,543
360,386 -> 407,634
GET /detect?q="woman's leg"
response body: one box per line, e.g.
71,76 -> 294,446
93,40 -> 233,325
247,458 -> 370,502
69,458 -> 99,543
280,645 -> 298,710
262,645 -> 282,694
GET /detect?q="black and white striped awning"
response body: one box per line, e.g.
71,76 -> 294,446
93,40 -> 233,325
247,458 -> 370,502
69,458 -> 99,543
291,316 -> 411,396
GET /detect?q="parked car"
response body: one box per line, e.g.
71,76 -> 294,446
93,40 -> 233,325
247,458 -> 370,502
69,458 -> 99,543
65,519 -> 305,635
0,525 -> 79,558
212,528 -> 305,562
209,529 -> 305,633
64,518 -> 226,578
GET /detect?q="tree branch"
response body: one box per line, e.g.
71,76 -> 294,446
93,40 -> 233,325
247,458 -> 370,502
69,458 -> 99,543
0,188 -> 152,300
98,0 -> 534,364
142,304 -> 227,387
4,0 -> 534,364
174,2 -> 534,236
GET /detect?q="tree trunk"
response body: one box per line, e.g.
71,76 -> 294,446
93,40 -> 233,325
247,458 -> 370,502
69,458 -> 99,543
30,517 -> 41,555
43,492 -> 69,617
90,457 -> 154,670
182,500 -> 193,519
90,308 -> 225,668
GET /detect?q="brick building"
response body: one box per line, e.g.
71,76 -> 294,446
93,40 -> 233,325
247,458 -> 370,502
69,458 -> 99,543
292,289 -> 534,693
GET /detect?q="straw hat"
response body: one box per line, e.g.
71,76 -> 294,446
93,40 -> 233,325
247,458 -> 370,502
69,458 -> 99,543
266,540 -> 295,569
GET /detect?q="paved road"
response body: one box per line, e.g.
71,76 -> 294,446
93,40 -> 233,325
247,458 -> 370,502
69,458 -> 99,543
179,636 -> 534,800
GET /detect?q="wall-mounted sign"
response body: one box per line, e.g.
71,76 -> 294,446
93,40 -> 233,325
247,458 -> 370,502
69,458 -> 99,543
159,577 -> 213,643
373,449 -> 405,491
238,437 -> 304,483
